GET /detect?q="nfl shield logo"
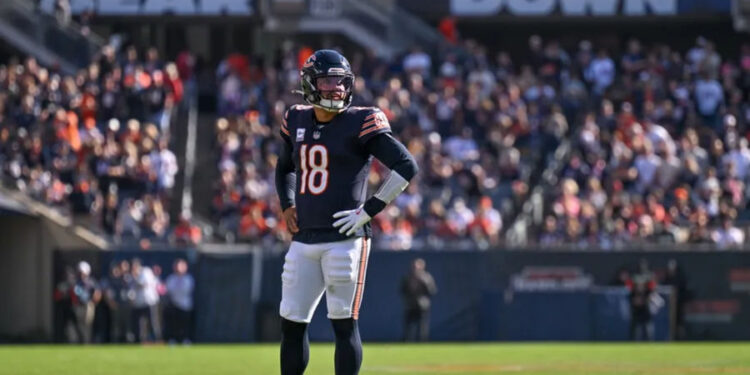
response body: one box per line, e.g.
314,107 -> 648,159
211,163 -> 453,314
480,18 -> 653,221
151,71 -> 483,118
296,128 -> 305,142
313,131 -> 320,139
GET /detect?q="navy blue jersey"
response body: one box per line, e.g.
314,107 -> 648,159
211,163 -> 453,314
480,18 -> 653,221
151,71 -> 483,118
280,105 -> 392,243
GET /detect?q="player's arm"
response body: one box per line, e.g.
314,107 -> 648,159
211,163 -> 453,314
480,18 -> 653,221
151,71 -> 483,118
276,111 -> 298,233
275,139 -> 296,211
333,110 -> 418,235
361,133 -> 418,217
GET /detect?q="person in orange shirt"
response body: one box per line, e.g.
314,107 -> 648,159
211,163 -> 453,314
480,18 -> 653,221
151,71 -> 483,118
173,212 -> 202,246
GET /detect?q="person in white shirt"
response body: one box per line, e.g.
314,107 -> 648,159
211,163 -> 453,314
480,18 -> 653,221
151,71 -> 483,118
586,49 -> 615,95
722,138 -> 750,180
166,259 -> 195,344
472,197 -> 502,247
150,139 -> 178,192
444,128 -> 479,162
634,139 -> 662,194
131,259 -> 161,342
446,198 -> 475,236
712,216 -> 745,248
694,72 -> 724,129
403,46 -> 432,78
687,37 -> 707,74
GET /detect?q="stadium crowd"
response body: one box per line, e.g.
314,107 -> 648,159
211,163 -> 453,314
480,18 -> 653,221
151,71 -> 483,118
212,43 -> 553,250
213,36 -> 750,249
3,30 -> 750,250
540,37 -> 750,249
0,46 -> 202,247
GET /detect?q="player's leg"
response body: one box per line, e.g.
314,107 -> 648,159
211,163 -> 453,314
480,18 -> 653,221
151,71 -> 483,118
322,237 -> 371,375
403,308 -> 417,342
418,309 -> 430,342
280,241 -> 326,375
331,318 -> 362,375
281,319 -> 309,375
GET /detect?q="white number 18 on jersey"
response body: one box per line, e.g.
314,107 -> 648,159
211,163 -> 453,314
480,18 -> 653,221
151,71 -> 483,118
299,144 -> 329,195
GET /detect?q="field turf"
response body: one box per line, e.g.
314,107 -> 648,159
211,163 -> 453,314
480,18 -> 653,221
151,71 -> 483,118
1,343 -> 749,374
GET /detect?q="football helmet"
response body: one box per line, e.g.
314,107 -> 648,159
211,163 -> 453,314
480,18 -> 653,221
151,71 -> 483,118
299,49 -> 355,112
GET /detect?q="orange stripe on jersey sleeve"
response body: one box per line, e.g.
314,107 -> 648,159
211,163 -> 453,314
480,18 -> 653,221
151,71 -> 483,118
359,111 -> 389,138
359,123 -> 389,138
281,111 -> 290,136
360,119 -> 377,130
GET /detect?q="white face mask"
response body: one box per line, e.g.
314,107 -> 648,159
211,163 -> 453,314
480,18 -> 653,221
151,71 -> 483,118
317,98 -> 346,111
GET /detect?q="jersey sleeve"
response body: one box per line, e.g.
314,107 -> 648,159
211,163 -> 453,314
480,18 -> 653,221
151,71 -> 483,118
358,108 -> 392,144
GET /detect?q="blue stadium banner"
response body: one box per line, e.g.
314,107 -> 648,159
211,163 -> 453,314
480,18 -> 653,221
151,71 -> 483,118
404,0 -> 730,17
40,0 -> 254,15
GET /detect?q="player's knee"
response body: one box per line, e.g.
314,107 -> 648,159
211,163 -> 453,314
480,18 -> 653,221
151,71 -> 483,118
281,318 -> 308,341
280,300 -> 311,323
331,318 -> 357,340
326,297 -> 352,319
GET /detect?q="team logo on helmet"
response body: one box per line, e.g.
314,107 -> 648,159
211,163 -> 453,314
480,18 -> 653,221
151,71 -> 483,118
303,55 -> 316,68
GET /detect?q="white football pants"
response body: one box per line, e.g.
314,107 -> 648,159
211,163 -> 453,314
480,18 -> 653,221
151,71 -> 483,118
280,237 -> 371,323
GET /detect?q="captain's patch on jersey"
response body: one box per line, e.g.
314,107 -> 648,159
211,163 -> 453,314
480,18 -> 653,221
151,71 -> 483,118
296,128 -> 306,141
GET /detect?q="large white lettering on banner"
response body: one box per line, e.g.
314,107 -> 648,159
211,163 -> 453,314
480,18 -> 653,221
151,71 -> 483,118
40,0 -> 253,15
450,0 -> 676,16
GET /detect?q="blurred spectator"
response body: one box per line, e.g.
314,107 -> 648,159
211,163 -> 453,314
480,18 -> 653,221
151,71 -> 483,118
73,261 -> 97,344
628,281 -> 656,341
586,49 -> 615,96
712,214 -> 745,248
53,267 -> 80,343
662,259 -> 689,340
401,258 -> 437,342
470,196 -> 502,248
92,267 -> 113,343
627,259 -> 659,341
403,46 -> 432,78
105,261 -> 135,343
130,259 -> 161,343
172,212 -> 202,246
165,259 -> 195,344
446,198 -> 475,238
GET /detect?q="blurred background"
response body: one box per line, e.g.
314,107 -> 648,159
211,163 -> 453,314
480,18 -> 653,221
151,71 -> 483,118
1,0 -> 750,345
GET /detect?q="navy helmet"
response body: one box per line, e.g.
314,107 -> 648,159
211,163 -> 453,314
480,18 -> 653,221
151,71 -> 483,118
299,49 -> 355,112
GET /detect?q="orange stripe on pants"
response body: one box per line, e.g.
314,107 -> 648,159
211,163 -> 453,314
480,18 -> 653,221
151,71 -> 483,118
351,237 -> 369,320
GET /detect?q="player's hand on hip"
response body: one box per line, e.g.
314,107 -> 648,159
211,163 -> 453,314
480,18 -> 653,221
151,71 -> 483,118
332,206 -> 371,236
282,206 -> 299,234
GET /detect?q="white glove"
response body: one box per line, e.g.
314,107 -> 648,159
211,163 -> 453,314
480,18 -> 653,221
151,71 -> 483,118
332,206 -> 372,236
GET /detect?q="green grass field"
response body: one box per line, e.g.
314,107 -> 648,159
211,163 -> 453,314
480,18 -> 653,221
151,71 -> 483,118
1,343 -> 749,375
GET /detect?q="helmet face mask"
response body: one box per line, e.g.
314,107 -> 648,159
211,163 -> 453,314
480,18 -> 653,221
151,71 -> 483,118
300,50 -> 355,112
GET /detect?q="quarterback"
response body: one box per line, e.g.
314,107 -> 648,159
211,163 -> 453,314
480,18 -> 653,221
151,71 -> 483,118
275,49 -> 418,375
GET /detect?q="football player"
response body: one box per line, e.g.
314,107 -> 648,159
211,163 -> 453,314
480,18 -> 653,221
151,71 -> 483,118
275,49 -> 418,375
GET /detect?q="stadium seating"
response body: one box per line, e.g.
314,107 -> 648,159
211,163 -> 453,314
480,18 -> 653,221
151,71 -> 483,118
212,36 -> 750,249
